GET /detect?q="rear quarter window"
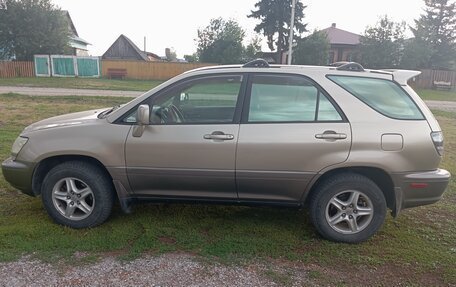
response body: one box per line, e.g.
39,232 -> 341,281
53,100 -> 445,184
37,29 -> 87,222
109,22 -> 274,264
327,75 -> 424,120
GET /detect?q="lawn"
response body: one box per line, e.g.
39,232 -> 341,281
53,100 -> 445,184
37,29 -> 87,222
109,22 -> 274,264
0,93 -> 455,286
0,77 -> 162,92
415,88 -> 456,101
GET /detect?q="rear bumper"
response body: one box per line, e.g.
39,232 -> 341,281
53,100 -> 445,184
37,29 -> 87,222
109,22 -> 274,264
1,157 -> 35,196
392,169 -> 450,214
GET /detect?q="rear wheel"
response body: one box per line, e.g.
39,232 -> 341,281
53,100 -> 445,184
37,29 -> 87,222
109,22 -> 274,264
309,173 -> 386,243
41,161 -> 114,228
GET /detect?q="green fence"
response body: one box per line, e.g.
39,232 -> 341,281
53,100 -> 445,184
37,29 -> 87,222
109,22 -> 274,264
34,55 -> 100,78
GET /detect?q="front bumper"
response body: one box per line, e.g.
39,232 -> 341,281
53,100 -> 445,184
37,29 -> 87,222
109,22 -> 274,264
1,157 -> 35,196
392,169 -> 451,214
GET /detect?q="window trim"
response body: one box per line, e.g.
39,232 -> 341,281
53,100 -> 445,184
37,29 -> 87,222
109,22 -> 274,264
241,73 -> 348,124
115,73 -> 248,125
326,74 -> 425,121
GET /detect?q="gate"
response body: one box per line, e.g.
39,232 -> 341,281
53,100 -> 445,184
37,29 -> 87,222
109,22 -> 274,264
51,55 -> 76,77
34,55 -> 51,77
76,57 -> 100,77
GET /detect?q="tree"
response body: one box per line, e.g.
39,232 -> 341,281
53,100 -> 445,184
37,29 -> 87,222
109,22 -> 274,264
360,16 -> 406,69
197,18 -> 245,64
243,35 -> 262,61
0,0 -> 70,61
248,0 -> 307,63
184,53 -> 198,63
292,31 -> 329,65
165,47 -> 177,62
409,0 -> 456,69
400,38 -> 433,69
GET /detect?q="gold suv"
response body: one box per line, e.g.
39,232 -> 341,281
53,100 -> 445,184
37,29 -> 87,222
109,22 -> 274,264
2,60 -> 450,243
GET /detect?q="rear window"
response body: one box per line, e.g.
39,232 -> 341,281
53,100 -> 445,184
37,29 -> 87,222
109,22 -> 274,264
327,75 -> 424,120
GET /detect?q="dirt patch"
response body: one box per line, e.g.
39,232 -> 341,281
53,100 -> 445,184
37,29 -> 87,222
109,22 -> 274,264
158,236 -> 177,245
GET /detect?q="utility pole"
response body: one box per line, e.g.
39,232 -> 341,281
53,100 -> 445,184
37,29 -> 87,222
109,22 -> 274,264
144,36 -> 146,53
287,0 -> 296,65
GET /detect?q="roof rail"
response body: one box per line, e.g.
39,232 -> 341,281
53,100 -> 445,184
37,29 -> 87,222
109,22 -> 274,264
243,58 -> 270,68
329,61 -> 349,67
331,62 -> 365,72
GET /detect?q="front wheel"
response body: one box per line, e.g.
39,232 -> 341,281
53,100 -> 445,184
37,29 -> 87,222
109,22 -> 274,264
309,173 -> 387,243
41,161 -> 114,228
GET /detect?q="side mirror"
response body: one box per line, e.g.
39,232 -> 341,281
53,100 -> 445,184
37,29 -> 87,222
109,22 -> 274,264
137,104 -> 150,125
132,104 -> 149,137
180,92 -> 189,102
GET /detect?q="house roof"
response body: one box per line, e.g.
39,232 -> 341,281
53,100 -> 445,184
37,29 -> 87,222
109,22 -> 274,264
62,11 -> 78,37
70,35 -> 90,45
63,11 -> 90,49
102,34 -> 161,61
321,23 -> 361,46
121,34 -> 150,61
146,52 -> 161,60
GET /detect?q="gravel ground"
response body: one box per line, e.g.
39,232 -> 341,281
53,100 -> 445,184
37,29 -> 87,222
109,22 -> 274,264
1,86 -> 455,113
0,253 -> 313,287
425,100 -> 456,112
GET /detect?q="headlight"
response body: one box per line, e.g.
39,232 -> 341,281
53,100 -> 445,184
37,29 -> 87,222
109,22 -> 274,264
11,136 -> 28,160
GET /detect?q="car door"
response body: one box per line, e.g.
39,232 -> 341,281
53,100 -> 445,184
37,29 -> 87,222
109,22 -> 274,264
236,74 -> 351,202
125,74 -> 245,199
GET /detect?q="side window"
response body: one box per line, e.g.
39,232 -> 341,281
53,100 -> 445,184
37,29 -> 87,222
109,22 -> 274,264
318,94 -> 342,121
150,75 -> 242,124
247,74 -> 342,123
327,75 -> 424,120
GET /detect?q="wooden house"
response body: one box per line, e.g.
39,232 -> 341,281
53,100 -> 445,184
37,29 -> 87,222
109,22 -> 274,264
102,35 -> 161,61
64,11 -> 91,56
321,23 -> 361,63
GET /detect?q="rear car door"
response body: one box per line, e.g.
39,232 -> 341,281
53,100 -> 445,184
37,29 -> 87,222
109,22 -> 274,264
236,73 -> 352,202
125,74 -> 245,199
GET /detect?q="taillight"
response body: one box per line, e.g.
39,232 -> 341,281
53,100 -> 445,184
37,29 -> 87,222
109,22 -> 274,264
431,131 -> 444,156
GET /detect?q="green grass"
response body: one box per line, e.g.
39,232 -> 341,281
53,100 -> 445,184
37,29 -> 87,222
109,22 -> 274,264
0,93 -> 455,285
416,88 -> 456,101
0,77 -> 162,92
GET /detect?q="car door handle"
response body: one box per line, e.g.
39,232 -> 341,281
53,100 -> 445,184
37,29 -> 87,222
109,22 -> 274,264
204,131 -> 234,141
315,131 -> 347,140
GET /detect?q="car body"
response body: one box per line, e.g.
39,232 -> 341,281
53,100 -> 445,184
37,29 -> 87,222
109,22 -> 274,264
2,60 -> 450,243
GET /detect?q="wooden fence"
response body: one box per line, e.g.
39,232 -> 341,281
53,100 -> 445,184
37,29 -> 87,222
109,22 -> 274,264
1,60 -> 455,91
100,60 -> 214,80
0,61 -> 35,78
411,69 -> 456,90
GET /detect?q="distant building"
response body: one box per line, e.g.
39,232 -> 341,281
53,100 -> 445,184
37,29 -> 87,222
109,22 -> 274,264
102,34 -> 161,61
255,51 -> 281,64
254,23 -> 362,65
321,23 -> 361,63
64,11 -> 91,56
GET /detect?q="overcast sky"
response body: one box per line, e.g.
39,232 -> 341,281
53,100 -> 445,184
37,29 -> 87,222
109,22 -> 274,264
52,0 -> 426,58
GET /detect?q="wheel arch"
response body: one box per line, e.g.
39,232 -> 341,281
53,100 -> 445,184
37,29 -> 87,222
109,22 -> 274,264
32,155 -> 114,196
303,166 -> 396,212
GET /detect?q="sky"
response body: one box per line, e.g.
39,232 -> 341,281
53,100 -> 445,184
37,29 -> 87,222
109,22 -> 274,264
52,0 -> 427,58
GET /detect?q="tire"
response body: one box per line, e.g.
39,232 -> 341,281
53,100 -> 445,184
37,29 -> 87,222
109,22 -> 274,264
41,161 -> 114,228
309,173 -> 386,243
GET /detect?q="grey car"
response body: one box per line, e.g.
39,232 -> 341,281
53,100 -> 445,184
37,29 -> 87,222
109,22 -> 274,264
2,60 -> 450,243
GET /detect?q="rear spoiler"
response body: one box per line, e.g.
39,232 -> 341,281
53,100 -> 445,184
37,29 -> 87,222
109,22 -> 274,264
380,69 -> 421,86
